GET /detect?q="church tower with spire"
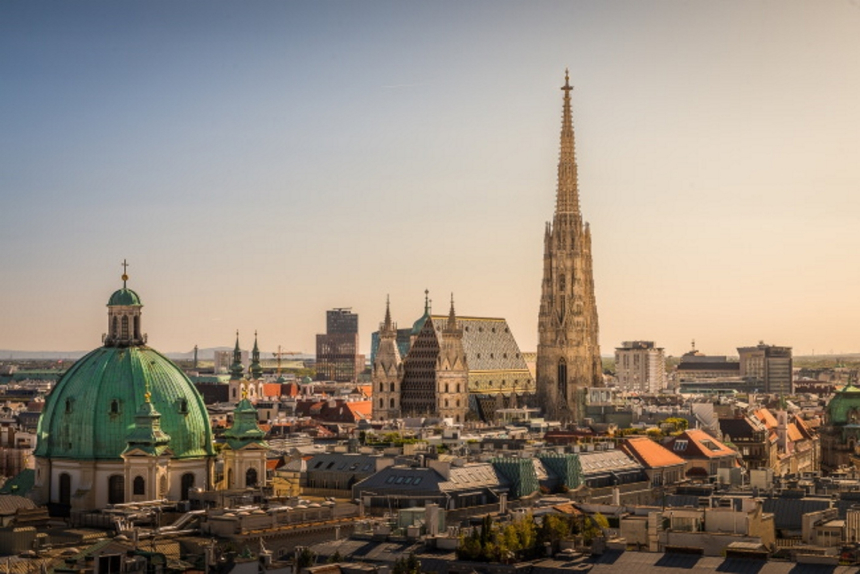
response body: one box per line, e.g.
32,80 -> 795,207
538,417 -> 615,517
372,297 -> 403,421
435,295 -> 469,423
537,71 -> 603,424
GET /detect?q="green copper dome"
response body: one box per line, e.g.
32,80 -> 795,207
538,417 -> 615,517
35,346 -> 214,460
108,287 -> 142,307
828,384 -> 860,425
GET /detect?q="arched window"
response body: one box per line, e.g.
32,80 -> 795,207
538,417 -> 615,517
59,473 -> 71,506
112,316 -> 118,338
65,398 -> 73,413
121,316 -> 129,339
558,358 -> 568,400
389,398 -> 395,408
390,382 -> 395,392
178,399 -> 188,414
108,475 -> 125,505
181,473 -> 195,500
110,399 -> 120,414
380,383 -> 384,392
133,476 -> 145,495
456,399 -> 460,408
379,398 -> 384,408
246,468 -> 258,488
445,383 -> 449,393
133,315 -> 140,338
445,399 -> 449,408
457,384 -> 460,393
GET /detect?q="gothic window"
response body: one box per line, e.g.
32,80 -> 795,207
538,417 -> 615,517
246,468 -> 258,488
110,399 -> 120,414
181,473 -> 195,500
59,473 -> 71,506
390,382 -> 395,392
108,475 -> 125,505
133,476 -> 145,495
121,316 -> 129,339
558,358 -> 568,399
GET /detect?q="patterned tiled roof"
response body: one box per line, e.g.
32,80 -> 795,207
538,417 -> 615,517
428,315 -> 529,372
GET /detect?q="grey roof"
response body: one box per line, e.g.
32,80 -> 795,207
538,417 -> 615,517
578,449 -> 642,476
306,453 -> 386,474
762,497 -> 831,530
428,315 -> 530,372
354,462 -> 507,495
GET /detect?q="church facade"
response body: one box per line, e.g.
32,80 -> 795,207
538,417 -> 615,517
371,295 -> 534,423
536,71 -> 603,423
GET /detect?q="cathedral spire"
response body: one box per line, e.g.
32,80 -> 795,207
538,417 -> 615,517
555,69 -> 580,219
383,295 -> 393,332
446,293 -> 457,331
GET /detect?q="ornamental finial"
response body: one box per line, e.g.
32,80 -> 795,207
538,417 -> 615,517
121,259 -> 129,287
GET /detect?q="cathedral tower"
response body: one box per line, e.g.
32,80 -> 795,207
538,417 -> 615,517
371,297 -> 403,421
537,71 -> 603,424
435,295 -> 469,423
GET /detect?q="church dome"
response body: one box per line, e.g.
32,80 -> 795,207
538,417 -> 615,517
827,384 -> 860,425
108,287 -> 142,307
411,290 -> 431,336
35,346 -> 214,460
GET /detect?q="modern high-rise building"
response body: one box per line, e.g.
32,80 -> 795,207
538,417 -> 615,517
315,308 -> 364,382
738,342 -> 793,395
537,71 -> 603,423
615,341 -> 666,394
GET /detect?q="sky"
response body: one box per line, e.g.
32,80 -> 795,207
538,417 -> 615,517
2,1 -> 860,358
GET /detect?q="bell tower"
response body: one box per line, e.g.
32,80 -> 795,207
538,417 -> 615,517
536,71 -> 603,424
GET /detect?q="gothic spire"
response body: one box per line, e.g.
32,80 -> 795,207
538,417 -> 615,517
446,293 -> 457,331
384,295 -> 392,331
555,69 -> 581,219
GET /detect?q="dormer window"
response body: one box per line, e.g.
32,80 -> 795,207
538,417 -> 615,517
110,399 -> 120,415
65,398 -> 74,413
178,399 -> 188,414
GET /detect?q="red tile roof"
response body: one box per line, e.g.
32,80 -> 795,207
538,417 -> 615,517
622,437 -> 686,469
667,429 -> 737,460
753,409 -> 779,430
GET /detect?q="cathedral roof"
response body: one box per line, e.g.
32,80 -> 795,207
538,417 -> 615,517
427,315 -> 529,372
35,346 -> 214,461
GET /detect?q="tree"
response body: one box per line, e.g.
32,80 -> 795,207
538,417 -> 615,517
326,551 -> 343,564
581,512 -> 609,544
664,417 -> 689,434
295,547 -> 316,571
392,553 -> 421,574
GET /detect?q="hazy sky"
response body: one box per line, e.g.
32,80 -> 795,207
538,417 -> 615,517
2,1 -> 860,358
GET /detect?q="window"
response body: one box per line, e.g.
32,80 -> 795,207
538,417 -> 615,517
133,476 -> 145,495
178,399 -> 188,414
413,477 -> 422,485
181,473 -> 195,500
65,398 -> 73,414
314,461 -> 324,469
386,475 -> 396,484
121,316 -> 129,339
390,398 -> 395,408
110,399 -> 120,414
558,359 -> 568,399
404,477 -> 413,485
390,382 -> 395,392
108,475 -> 125,505
59,473 -> 71,506
326,462 -> 335,470
246,468 -> 258,488
673,440 -> 688,452
395,476 -> 405,484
